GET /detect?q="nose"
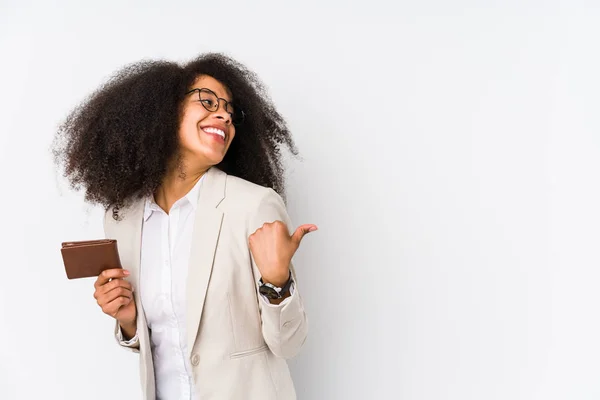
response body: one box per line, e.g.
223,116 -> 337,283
213,100 -> 232,125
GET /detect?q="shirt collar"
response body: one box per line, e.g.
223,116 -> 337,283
143,173 -> 206,222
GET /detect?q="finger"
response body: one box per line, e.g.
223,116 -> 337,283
102,296 -> 132,318
97,286 -> 133,307
94,268 -> 130,288
94,279 -> 132,300
291,224 -> 318,247
99,278 -> 133,295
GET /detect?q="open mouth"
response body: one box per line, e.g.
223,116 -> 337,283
202,126 -> 226,142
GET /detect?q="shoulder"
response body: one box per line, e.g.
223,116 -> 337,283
221,173 -> 291,230
223,174 -> 284,209
102,197 -> 146,235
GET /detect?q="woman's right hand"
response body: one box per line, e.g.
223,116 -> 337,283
93,268 -> 137,334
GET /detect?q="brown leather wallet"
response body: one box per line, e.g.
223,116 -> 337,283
61,239 -> 123,279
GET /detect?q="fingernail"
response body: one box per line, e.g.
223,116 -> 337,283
309,226 -> 318,232
123,270 -> 130,275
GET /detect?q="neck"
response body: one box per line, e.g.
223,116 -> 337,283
154,158 -> 210,213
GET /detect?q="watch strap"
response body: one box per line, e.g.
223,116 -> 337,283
259,271 -> 293,299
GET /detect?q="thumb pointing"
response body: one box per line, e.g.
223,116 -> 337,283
291,224 -> 318,247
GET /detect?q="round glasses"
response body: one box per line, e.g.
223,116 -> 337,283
186,88 -> 245,126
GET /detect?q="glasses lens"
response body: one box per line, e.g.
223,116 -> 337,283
225,102 -> 243,126
199,89 -> 218,111
197,89 -> 244,126
224,102 -> 236,115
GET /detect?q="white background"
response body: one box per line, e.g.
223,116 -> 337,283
1,1 -> 599,399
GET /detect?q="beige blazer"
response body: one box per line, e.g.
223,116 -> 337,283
103,167 -> 308,400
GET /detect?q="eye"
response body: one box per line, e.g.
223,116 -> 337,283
201,99 -> 215,107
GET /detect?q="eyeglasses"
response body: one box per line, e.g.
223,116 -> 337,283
185,88 -> 245,126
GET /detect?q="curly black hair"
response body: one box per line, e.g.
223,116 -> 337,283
52,52 -> 298,214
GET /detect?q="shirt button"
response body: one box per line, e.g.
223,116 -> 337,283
191,354 -> 200,366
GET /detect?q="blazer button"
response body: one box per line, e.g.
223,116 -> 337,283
191,354 -> 200,366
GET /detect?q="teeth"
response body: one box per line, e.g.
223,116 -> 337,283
203,127 -> 225,138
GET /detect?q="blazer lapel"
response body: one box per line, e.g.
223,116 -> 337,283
111,200 -> 145,295
185,167 -> 226,356
114,200 -> 156,399
112,200 -> 146,336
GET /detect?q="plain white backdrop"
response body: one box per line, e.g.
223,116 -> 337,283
1,1 -> 599,399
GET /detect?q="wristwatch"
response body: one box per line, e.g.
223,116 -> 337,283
259,272 -> 293,300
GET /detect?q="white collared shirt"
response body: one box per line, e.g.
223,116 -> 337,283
139,175 -> 205,400
118,174 -> 293,400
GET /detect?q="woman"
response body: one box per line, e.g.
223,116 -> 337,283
53,53 -> 316,400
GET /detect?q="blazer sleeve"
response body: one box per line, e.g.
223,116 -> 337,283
104,209 -> 140,352
247,189 -> 309,359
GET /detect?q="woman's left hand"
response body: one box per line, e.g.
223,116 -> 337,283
249,221 -> 318,287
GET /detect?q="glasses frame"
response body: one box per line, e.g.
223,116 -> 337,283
185,87 -> 245,126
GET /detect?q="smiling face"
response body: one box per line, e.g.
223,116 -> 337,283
178,75 -> 236,170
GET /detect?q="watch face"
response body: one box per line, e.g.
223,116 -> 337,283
259,285 -> 280,299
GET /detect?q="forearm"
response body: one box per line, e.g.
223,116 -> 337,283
119,320 -> 137,341
260,286 -> 308,359
248,189 -> 310,358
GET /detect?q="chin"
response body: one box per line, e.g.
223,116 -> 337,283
198,151 -> 226,167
